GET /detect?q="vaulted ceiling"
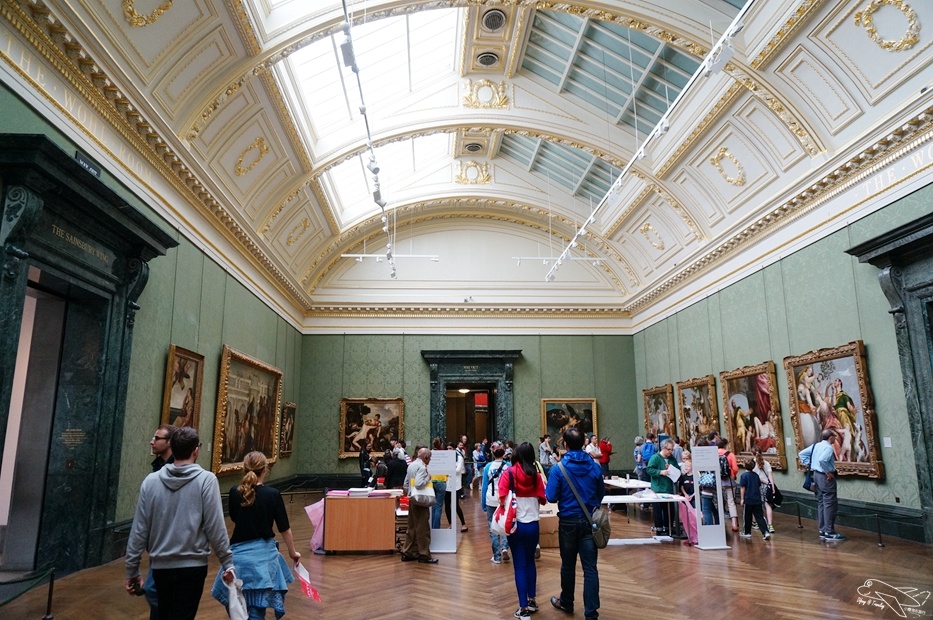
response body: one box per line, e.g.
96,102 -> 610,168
4,0 -> 932,333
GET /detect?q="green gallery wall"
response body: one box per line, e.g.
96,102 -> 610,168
634,182 -> 933,513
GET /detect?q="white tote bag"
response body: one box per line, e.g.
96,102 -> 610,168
225,577 -> 248,620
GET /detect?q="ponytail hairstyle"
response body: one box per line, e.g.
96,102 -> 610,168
752,445 -> 765,471
237,451 -> 267,508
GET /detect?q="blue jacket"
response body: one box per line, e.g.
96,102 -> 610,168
546,450 -> 605,518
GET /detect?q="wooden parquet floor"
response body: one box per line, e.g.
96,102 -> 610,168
4,489 -> 932,619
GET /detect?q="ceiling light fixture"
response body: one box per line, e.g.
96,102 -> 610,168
544,0 -> 756,283
458,388 -> 470,394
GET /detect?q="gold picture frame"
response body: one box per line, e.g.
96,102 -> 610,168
720,361 -> 787,470
160,345 -> 204,430
280,402 -> 296,457
676,374 -> 720,448
339,398 -> 404,459
541,399 -> 598,439
783,340 -> 883,478
211,345 -> 283,475
643,384 -> 675,438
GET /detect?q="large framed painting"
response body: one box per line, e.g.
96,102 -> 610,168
720,361 -> 787,470
643,385 -> 675,438
339,398 -> 404,459
279,402 -> 296,457
160,345 -> 204,429
211,345 -> 283,475
783,340 -> 883,478
541,399 -> 598,439
676,375 -> 719,448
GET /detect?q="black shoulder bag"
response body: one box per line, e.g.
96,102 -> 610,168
556,461 -> 611,549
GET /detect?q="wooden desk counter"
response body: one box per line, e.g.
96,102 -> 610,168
323,495 -> 397,552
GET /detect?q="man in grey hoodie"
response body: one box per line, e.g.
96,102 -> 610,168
125,427 -> 234,620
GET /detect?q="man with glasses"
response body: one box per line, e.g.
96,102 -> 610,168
150,425 -> 175,472
125,427 -> 235,619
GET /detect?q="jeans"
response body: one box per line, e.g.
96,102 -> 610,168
152,565 -> 208,620
431,480 -> 447,529
557,516 -> 600,619
814,471 -> 838,533
143,569 -> 159,619
507,521 -> 539,608
700,492 -> 718,525
485,505 -> 509,560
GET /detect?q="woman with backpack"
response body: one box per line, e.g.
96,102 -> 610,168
498,442 -> 547,620
482,442 -> 511,563
717,437 -> 740,531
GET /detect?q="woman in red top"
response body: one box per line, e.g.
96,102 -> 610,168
499,442 -> 547,620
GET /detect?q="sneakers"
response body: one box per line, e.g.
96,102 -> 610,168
501,548 -> 511,562
823,533 -> 846,541
490,555 -> 502,564
526,598 -> 539,613
739,532 -> 752,539
514,609 -> 531,620
534,544 -> 541,560
763,533 -> 772,541
818,531 -> 827,539
768,524 -> 775,533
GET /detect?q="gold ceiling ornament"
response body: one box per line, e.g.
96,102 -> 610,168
654,186 -> 704,241
751,0 -> 824,69
639,222 -> 665,250
234,137 -> 270,177
122,0 -> 174,28
261,187 -> 303,234
463,79 -> 510,109
286,219 -> 311,246
455,161 -> 491,184
710,147 -> 747,186
854,0 -> 921,52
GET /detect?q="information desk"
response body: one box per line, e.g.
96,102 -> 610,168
323,495 -> 397,552
601,493 -> 688,545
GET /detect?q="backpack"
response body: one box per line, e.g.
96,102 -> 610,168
719,451 -> 732,479
640,441 -> 657,464
485,462 -> 507,507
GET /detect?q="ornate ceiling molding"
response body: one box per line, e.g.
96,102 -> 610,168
3,0 -> 313,310
605,184 -> 703,243
624,106 -> 933,314
304,305 -> 630,319
751,0 -> 826,69
227,0 -> 262,55
121,0 -> 173,28
853,0 -> 920,53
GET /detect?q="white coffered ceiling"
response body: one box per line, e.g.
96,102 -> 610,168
3,0 -> 932,333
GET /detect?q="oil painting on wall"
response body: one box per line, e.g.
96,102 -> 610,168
676,375 -> 719,448
643,385 -> 675,438
339,398 -> 404,459
280,402 -> 296,457
784,340 -> 883,478
211,345 -> 283,475
541,399 -> 598,439
161,345 -> 204,429
720,361 -> 787,469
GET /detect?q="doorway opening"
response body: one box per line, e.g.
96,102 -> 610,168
444,383 -> 496,447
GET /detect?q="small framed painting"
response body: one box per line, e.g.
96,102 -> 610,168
211,345 -> 283,475
676,375 -> 720,448
541,399 -> 598,439
643,384 -> 675,438
339,398 -> 404,459
720,361 -> 787,470
783,340 -> 883,478
161,345 -> 204,430
280,402 -> 296,457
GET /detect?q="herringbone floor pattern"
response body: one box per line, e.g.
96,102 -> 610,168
4,489 -> 932,618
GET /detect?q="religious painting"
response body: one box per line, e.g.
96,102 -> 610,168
676,375 -> 719,448
339,398 -> 404,459
541,399 -> 598,439
783,340 -> 884,478
279,402 -> 296,457
160,345 -> 204,430
211,345 -> 283,475
643,384 -> 675,438
720,361 -> 787,470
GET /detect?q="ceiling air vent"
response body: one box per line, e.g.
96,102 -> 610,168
477,52 -> 500,67
465,143 -> 483,153
482,9 -> 507,32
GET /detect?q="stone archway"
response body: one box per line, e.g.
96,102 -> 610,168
421,350 -> 521,442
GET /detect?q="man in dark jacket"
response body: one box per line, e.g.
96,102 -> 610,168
546,427 -> 605,620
